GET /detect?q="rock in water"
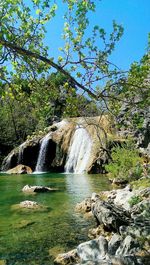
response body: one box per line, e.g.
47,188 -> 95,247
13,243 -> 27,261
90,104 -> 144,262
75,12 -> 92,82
6,164 -> 32,174
11,200 -> 47,212
22,184 -> 57,193
19,200 -> 41,209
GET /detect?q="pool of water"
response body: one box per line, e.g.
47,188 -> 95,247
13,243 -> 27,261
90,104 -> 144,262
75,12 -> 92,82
0,172 -> 110,265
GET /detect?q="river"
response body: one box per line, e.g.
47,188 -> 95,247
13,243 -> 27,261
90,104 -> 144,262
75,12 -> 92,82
0,172 -> 110,265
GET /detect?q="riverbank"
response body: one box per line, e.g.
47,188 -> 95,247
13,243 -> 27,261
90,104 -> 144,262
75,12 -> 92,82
55,178 -> 150,265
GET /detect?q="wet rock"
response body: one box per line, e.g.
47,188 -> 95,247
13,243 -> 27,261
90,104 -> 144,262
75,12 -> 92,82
54,249 -> 79,265
77,236 -> 108,262
6,164 -> 32,174
22,184 -> 57,193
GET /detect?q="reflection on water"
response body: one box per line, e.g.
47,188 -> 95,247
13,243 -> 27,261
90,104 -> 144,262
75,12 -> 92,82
0,172 -> 110,265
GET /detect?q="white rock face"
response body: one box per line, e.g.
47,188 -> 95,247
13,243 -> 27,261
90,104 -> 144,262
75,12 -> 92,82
65,126 -> 92,173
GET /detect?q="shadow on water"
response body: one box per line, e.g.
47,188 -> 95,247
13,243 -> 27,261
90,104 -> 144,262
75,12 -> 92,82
0,172 -> 110,265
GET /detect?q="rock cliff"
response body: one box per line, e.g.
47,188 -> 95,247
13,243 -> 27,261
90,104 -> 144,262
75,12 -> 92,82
1,116 -> 114,174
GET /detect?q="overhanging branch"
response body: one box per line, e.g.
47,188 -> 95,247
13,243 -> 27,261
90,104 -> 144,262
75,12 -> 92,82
0,38 -> 98,99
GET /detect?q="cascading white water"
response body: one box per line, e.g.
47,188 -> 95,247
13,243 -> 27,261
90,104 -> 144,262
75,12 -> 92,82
2,153 -> 13,171
17,143 -> 25,164
35,133 -> 51,172
65,126 -> 92,173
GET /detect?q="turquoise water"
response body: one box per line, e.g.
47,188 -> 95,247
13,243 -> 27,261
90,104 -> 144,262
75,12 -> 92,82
0,173 -> 110,265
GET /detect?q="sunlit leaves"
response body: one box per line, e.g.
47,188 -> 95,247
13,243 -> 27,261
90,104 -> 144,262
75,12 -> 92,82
0,0 -> 57,82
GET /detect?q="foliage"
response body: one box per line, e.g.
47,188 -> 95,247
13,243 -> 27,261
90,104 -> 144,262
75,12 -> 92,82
128,195 -> 142,207
0,71 -> 99,150
105,141 -> 143,181
109,52 -> 150,119
0,0 -> 125,106
131,178 -> 150,190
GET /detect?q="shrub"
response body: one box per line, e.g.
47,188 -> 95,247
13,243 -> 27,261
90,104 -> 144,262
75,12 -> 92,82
128,195 -> 142,206
105,142 -> 143,181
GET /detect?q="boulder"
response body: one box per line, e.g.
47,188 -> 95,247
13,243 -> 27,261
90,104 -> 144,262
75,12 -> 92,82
116,235 -> 140,256
22,184 -> 57,193
77,236 -> 108,262
92,199 -> 131,231
6,164 -> 32,174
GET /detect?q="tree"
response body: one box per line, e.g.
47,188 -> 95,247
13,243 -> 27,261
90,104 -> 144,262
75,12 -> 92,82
0,0 -> 149,133
0,0 -> 125,108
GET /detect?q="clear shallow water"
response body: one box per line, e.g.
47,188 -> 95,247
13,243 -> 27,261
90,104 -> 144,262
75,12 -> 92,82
0,173 -> 110,265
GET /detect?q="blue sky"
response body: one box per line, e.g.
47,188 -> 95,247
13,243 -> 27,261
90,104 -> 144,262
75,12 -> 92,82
44,0 -> 150,71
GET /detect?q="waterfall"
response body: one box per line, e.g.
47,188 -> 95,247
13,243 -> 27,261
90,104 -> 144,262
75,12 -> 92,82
2,153 -> 13,171
35,133 -> 51,172
65,126 -> 92,173
17,143 -> 25,164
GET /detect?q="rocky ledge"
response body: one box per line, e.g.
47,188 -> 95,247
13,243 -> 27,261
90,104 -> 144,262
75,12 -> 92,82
6,164 -> 32,174
55,185 -> 150,265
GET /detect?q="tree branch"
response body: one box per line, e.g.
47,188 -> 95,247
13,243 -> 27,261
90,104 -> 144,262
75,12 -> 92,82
0,38 -> 98,99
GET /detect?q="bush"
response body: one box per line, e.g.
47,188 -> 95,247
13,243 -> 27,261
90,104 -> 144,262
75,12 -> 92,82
128,195 -> 142,206
105,142 -> 143,181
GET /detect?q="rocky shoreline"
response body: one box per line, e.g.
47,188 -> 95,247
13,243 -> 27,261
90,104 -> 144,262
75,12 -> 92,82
54,183 -> 150,265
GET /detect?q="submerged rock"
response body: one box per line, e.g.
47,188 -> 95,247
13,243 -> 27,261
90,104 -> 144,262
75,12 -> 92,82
12,220 -> 35,229
19,200 -> 41,209
22,184 -> 57,193
12,200 -> 47,212
6,164 -> 32,174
